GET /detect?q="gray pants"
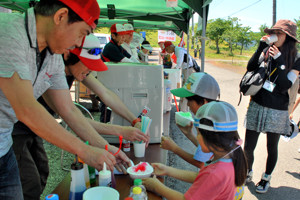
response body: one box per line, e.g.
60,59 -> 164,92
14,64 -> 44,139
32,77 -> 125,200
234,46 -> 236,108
12,134 -> 49,200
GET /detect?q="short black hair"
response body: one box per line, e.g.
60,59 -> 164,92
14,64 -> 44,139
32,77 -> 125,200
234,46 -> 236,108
141,40 -> 150,50
35,0 -> 98,26
186,95 -> 214,106
63,52 -> 80,66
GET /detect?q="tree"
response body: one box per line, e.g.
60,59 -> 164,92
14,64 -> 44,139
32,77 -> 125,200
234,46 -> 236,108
236,26 -> 252,55
222,17 -> 240,56
206,18 -> 230,54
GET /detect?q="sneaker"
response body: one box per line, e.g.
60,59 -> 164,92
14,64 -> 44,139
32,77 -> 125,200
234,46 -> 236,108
246,170 -> 253,183
256,173 -> 271,193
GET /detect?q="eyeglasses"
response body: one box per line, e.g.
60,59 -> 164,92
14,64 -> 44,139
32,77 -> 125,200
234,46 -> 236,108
81,47 -> 102,56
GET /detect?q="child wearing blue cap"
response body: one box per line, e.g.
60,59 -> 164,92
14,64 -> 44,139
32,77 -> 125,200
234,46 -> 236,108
143,101 -> 247,200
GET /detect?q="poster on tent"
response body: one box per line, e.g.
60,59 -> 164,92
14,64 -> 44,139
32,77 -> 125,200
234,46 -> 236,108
158,30 -> 176,42
166,0 -> 178,7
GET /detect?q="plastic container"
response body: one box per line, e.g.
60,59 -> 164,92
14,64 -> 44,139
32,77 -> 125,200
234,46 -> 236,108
129,186 -> 147,200
175,112 -> 194,127
163,79 -> 172,113
98,162 -> 112,187
83,163 -> 90,189
127,162 -> 153,179
45,194 -> 59,200
83,186 -> 119,200
85,141 -> 96,187
129,179 -> 147,200
69,158 -> 86,200
123,139 -> 131,152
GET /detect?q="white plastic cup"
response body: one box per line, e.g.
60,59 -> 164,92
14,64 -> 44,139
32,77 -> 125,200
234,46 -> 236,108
266,34 -> 278,45
133,142 -> 146,158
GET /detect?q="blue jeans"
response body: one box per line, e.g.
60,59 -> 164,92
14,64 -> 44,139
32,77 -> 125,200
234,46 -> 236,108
0,147 -> 23,200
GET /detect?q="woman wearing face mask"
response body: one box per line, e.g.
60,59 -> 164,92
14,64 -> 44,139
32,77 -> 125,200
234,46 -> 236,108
244,19 -> 300,193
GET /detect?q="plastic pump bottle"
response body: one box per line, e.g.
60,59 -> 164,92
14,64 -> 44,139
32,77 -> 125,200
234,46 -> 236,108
98,162 -> 112,187
69,157 -> 86,200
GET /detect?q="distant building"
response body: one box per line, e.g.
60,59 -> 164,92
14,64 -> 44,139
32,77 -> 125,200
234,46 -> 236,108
0,6 -> 11,13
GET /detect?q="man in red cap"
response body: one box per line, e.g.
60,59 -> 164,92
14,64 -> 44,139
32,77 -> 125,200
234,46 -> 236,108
162,41 -> 195,111
101,24 -> 140,63
0,1 -> 131,199
121,23 -> 139,60
12,34 -> 149,199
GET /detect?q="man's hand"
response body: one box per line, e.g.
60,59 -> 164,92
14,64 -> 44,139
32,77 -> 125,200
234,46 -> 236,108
121,126 -> 149,143
81,145 -> 116,172
134,121 -> 142,130
160,136 -> 178,152
108,145 -> 132,174
133,121 -> 150,147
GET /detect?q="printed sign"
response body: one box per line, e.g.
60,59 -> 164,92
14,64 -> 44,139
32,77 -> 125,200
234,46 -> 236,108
166,0 -> 178,7
158,30 -> 176,42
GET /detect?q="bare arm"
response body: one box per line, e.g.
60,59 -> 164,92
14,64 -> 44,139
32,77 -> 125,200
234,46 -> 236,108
82,75 -> 149,142
177,123 -> 199,147
42,88 -> 132,167
161,136 -> 203,168
143,177 -> 186,200
87,118 -> 148,142
0,73 -> 116,170
143,163 -> 198,199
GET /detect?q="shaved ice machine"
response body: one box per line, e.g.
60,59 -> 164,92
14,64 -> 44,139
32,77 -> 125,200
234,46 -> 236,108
97,63 -> 164,143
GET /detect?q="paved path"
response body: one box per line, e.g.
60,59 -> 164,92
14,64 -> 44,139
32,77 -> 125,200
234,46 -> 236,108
149,48 -> 300,199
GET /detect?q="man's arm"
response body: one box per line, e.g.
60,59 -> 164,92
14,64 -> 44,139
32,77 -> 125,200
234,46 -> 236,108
42,88 -> 131,169
82,75 -> 149,142
0,73 -> 116,170
82,75 -> 138,125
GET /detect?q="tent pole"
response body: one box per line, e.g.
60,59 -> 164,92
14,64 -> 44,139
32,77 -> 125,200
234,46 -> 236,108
186,14 -> 190,69
201,0 -> 207,72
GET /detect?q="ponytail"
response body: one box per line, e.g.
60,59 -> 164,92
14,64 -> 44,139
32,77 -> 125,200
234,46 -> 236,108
199,128 -> 248,186
230,146 -> 248,186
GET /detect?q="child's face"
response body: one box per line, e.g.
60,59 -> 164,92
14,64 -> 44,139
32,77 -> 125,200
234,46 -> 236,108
196,129 -> 210,153
187,99 -> 201,115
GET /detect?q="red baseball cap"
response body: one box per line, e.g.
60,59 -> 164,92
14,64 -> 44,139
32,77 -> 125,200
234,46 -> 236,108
59,0 -> 100,29
70,35 -> 108,72
110,24 -> 127,35
163,41 -> 173,51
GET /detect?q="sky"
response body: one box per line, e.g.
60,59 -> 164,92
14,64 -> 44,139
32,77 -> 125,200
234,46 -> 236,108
194,0 -> 300,32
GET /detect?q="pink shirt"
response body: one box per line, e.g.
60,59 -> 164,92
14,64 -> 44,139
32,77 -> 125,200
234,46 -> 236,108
184,159 -> 236,200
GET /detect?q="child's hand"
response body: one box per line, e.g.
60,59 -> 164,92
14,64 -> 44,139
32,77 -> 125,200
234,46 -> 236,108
152,163 -> 168,176
160,136 -> 177,152
177,122 -> 193,137
142,175 -> 161,193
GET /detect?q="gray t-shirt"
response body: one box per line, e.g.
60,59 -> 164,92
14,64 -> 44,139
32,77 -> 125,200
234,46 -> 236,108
0,8 -> 68,158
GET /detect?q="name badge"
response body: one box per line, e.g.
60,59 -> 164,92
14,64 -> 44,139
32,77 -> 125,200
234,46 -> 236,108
263,80 -> 276,92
